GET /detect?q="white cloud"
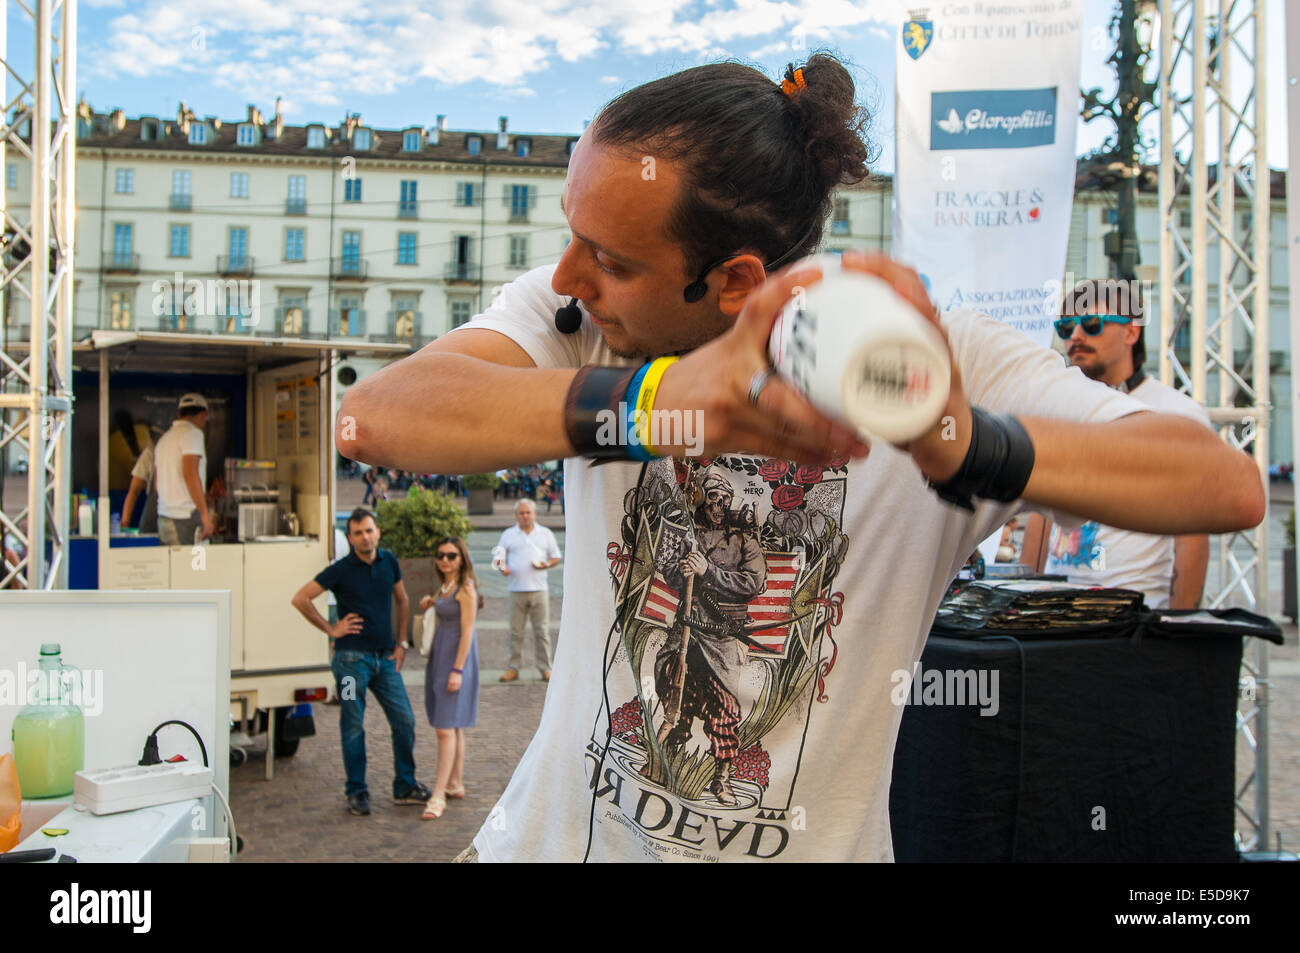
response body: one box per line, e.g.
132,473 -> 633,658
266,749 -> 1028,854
749,40 -> 791,59
83,0 -> 898,112
600,75 -> 621,84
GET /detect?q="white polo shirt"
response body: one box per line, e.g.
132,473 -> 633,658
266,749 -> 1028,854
153,419 -> 206,519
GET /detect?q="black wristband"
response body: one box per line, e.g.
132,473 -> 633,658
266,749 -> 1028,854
927,407 -> 1035,511
563,365 -> 639,459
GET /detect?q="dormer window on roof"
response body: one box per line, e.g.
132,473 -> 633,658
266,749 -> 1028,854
141,118 -> 160,141
237,124 -> 257,146
353,128 -> 373,150
188,124 -> 208,145
515,138 -> 531,158
402,129 -> 422,152
307,125 -> 325,148
466,135 -> 482,156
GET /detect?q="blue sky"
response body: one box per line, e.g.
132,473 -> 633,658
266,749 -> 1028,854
7,0 -> 1290,172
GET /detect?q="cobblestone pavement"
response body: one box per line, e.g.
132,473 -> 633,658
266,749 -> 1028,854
225,477 -> 1300,860
229,679 -> 548,863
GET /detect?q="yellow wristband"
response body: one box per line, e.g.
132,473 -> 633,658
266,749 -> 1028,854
634,356 -> 678,454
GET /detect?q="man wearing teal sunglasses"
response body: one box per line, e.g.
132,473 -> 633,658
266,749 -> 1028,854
1042,279 -> 1212,609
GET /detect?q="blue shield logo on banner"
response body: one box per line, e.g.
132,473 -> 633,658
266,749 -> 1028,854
902,18 -> 933,60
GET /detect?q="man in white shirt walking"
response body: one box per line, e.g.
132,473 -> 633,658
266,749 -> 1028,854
154,393 -> 214,546
495,499 -> 561,682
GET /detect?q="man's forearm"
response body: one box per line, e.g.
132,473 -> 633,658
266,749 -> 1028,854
395,600 -> 410,647
1019,413 -> 1264,535
293,598 -> 333,636
340,352 -> 577,472
1170,534 -> 1210,609
121,487 -> 140,528
184,471 -> 209,519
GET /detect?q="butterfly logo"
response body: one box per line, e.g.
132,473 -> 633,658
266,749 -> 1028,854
936,109 -> 963,135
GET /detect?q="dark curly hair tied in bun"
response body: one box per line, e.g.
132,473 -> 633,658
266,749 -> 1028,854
590,52 -> 875,278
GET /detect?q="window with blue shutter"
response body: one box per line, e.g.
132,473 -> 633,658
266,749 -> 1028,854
228,227 -> 248,267
507,184 -> 533,221
456,182 -> 479,207
113,224 -> 133,265
397,232 -> 417,264
169,224 -> 190,258
284,228 -> 304,261
399,180 -> 417,217
342,231 -> 361,271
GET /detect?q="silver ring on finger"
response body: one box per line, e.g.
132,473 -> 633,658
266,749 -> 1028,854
747,365 -> 776,408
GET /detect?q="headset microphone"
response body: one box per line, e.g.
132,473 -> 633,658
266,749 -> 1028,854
555,298 -> 583,334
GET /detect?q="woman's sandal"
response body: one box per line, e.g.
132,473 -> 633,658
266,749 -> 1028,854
445,784 -> 467,799
421,795 -> 447,820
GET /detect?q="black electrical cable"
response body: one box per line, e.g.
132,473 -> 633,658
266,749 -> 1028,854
583,459 -> 650,863
139,719 -> 209,768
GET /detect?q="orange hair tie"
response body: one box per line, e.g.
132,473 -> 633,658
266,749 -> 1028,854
780,67 -> 806,96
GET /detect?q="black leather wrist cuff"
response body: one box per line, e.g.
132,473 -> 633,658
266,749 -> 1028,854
563,364 -> 639,459
927,407 -> 1035,511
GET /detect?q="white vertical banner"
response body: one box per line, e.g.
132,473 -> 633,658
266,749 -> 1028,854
894,2 -> 1085,348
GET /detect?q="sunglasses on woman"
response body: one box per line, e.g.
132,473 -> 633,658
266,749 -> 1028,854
1054,314 -> 1132,340
435,551 -> 460,561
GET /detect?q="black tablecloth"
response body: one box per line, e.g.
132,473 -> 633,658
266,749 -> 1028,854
889,611 -> 1278,862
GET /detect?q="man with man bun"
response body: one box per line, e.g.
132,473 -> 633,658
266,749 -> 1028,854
340,56 -> 1262,862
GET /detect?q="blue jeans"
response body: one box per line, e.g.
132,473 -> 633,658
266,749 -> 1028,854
331,649 -> 418,798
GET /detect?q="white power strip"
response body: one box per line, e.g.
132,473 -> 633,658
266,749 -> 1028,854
74,761 -> 214,816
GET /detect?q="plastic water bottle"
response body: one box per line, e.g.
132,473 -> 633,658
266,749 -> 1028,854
77,493 -> 94,537
768,256 -> 951,444
11,644 -> 84,798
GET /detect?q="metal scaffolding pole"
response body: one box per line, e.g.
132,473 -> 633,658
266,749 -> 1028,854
0,0 -> 76,590
1158,0 -> 1271,852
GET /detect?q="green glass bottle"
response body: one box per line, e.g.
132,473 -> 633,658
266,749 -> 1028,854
11,643 -> 84,798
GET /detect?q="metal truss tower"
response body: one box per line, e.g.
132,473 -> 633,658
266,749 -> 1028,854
0,0 -> 76,590
1157,0 -> 1271,851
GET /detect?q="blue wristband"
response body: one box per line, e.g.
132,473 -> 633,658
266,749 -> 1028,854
623,363 -> 654,461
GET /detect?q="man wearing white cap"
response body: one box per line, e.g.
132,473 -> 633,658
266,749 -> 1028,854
154,392 -> 214,545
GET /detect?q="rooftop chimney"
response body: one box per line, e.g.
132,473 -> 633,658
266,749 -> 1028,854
497,116 -> 508,150
268,97 -> 283,139
108,108 -> 125,132
431,114 -> 445,145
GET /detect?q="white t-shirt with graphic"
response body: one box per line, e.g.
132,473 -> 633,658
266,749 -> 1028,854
458,265 -> 1147,863
1044,376 -> 1212,609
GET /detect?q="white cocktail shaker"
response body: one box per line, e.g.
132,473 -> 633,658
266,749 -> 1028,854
768,257 -> 951,444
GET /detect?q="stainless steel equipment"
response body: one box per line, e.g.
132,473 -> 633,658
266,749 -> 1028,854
238,503 -> 280,540
226,459 -> 282,541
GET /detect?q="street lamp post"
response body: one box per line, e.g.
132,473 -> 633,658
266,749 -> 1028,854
1081,0 -> 1160,281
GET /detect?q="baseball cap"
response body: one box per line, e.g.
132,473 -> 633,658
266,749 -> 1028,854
178,393 -> 208,412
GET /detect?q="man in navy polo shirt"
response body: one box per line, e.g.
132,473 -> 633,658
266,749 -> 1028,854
291,507 -> 430,815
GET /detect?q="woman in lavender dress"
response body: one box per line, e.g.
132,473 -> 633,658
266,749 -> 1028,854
419,536 -> 481,820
